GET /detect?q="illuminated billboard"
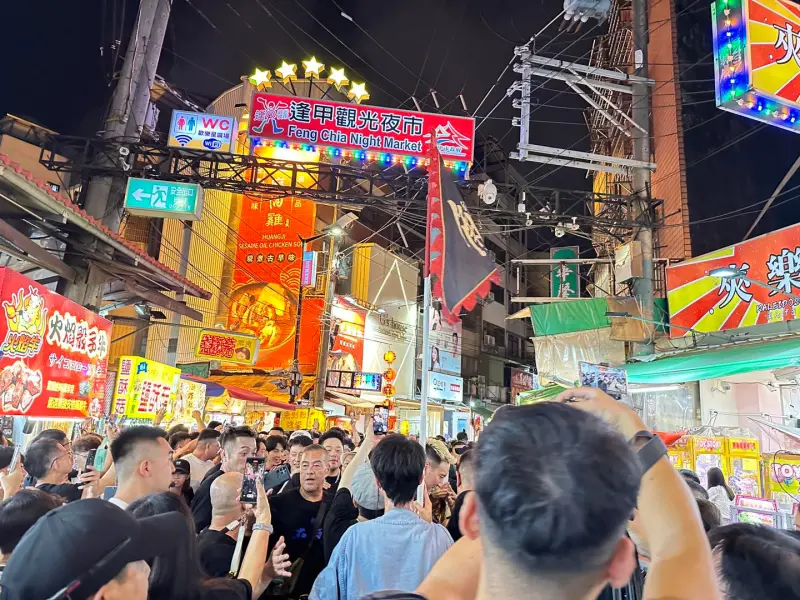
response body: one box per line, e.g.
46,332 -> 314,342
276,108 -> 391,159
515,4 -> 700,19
712,0 -> 800,132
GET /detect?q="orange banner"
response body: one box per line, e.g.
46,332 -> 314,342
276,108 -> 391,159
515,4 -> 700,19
228,196 -> 322,371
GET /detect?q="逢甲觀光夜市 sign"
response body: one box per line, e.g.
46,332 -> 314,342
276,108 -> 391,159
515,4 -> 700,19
247,93 -> 476,162
113,356 -> 181,419
711,0 -> 800,133
195,329 -> 259,366
0,268 -> 111,419
168,110 -> 236,152
124,178 -> 204,220
666,222 -> 800,336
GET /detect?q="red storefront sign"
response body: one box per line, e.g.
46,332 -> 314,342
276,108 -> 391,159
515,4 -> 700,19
247,93 -> 476,162
0,269 -> 111,419
510,368 -> 537,402
667,222 -> 800,336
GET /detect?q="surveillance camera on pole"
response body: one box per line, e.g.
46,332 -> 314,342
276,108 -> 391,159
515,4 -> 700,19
478,179 -> 497,205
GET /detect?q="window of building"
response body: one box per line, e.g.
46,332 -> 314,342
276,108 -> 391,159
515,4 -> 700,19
462,310 -> 479,331
484,239 -> 507,265
483,322 -> 505,348
508,334 -> 524,359
490,282 -> 505,305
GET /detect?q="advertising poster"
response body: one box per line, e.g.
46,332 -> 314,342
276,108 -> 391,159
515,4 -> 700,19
510,369 -> 538,404
429,300 -> 462,375
578,361 -> 628,400
666,222 -> 800,336
768,454 -> 800,502
168,110 -> 236,153
228,196 -> 323,371
0,268 -> 111,419
428,371 -> 464,403
248,93 -> 476,162
195,329 -> 259,366
328,296 -> 366,374
113,356 -> 181,419
280,407 -> 326,431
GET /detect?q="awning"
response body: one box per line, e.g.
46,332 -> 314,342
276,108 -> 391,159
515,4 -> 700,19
517,383 -> 567,405
471,405 -> 494,419
624,336 -> 800,384
182,374 -> 296,411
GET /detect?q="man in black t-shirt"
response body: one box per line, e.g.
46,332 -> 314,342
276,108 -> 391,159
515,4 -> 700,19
446,449 -> 475,543
268,444 -> 329,598
24,439 -> 101,502
191,426 -> 256,532
320,430 -> 345,494
198,471 -> 250,577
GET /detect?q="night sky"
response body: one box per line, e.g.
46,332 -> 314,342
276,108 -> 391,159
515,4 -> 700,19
2,0 -> 799,252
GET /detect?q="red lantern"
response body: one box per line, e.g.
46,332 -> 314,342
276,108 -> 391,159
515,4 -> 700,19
382,384 -> 395,397
383,368 -> 396,382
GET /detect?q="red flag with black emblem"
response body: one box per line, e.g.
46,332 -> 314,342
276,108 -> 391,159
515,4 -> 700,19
426,145 -> 500,324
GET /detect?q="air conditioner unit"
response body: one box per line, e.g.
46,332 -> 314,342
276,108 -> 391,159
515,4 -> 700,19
484,334 -> 496,346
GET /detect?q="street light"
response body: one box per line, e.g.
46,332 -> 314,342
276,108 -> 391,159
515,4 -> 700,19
707,267 -> 800,302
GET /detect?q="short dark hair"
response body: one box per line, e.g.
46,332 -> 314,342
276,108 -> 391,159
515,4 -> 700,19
0,489 -> 63,554
31,429 -> 67,445
72,435 -> 102,454
207,420 -> 223,430
311,431 -> 321,440
110,426 -> 168,465
475,403 -> 641,575
269,426 -> 285,435
167,424 -> 189,438
457,449 -> 476,482
219,426 -> 256,452
687,479 -> 709,500
197,429 -> 221,445
709,524 -> 800,599
168,432 -> 192,450
24,439 -> 64,479
370,434 -> 425,504
696,499 -> 720,532
679,469 -> 701,485
265,435 -> 287,452
319,430 -> 345,447
289,436 -> 313,450
343,439 -> 356,452
456,431 -> 468,442
0,446 -> 16,470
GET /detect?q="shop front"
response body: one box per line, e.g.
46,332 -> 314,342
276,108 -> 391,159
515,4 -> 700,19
0,269 -> 112,442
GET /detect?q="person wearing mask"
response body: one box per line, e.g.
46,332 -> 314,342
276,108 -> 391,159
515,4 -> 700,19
265,434 -> 288,470
24,438 -> 102,503
183,428 -> 222,491
707,466 -> 735,524
128,488 -> 285,600
170,459 -> 195,505
0,489 -> 63,576
108,426 -> 174,509
320,429 -> 345,493
424,438 -> 456,524
446,448 -> 475,542
268,444 -> 330,598
323,426 -> 380,561
198,472 -> 291,580
0,497 -> 185,600
191,426 -> 256,532
710,523 -> 800,600
311,434 -> 452,599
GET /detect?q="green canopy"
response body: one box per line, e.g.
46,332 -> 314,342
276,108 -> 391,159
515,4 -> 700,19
471,405 -> 494,420
517,383 -> 567,405
624,336 -> 800,384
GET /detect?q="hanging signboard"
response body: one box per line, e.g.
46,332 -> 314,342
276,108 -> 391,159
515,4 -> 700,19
667,222 -> 800,335
551,247 -> 580,298
248,92 -> 476,163
328,296 -> 366,375
168,110 -> 237,152
326,370 -> 383,393
510,369 -> 539,404
429,300 -> 462,375
428,371 -> 464,403
0,268 -> 111,419
711,0 -> 800,133
123,178 -> 204,220
578,362 -> 628,401
195,329 -> 259,366
113,356 -> 181,419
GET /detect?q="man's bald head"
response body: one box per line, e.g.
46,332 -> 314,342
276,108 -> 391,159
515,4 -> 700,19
211,471 -> 244,517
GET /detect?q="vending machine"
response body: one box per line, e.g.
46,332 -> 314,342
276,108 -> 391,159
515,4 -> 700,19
668,435 -> 692,470
725,437 -> 762,497
692,436 -> 726,488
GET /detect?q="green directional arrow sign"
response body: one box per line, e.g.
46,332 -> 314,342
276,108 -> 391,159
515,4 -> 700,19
123,178 -> 204,220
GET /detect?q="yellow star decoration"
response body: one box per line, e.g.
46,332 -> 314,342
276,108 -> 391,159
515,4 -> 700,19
327,67 -> 349,90
275,61 -> 298,83
348,82 -> 370,104
302,57 -> 325,79
248,68 -> 272,88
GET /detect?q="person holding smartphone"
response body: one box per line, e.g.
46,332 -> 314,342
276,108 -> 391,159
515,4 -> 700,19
24,439 -> 101,503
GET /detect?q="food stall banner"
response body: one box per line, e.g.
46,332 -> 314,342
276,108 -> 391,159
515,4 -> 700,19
113,356 -> 180,419
195,329 -> 259,366
228,196 -> 323,371
0,268 -> 111,419
175,379 -> 206,421
667,222 -> 800,336
280,407 -> 326,431
248,92 -> 476,163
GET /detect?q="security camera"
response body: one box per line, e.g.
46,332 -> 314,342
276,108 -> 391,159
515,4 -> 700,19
119,146 -> 130,157
120,160 -> 131,172
478,179 -> 497,205
554,224 -> 566,238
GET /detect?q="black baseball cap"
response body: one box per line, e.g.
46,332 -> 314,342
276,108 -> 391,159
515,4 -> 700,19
173,458 -> 190,475
0,498 -> 185,600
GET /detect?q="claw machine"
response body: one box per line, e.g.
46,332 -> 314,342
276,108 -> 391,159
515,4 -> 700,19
667,434 -> 692,470
764,452 -> 800,505
692,436 -> 726,488
725,437 -> 762,497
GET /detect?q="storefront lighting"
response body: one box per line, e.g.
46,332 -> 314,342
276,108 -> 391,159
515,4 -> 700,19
275,61 -> 298,83
376,308 -> 387,314
708,267 -> 800,301
328,67 -> 349,89
302,56 -> 325,79
630,385 -> 682,394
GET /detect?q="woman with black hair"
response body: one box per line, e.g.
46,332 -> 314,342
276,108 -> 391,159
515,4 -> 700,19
707,466 -> 735,524
127,482 -> 286,600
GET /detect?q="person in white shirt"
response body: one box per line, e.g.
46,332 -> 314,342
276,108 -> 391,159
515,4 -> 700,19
183,429 -> 221,491
707,466 -> 735,524
108,426 -> 174,509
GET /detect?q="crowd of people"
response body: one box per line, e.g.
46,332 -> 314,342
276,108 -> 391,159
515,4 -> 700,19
0,388 -> 799,599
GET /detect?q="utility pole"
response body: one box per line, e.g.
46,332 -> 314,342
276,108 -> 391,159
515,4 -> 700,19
63,0 -> 172,307
631,0 -> 655,355
165,221 -> 192,366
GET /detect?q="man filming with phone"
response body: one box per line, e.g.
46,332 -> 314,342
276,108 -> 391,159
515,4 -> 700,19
24,438 -> 102,503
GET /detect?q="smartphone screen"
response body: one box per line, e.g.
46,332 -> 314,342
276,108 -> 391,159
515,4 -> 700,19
240,457 -> 266,503
263,463 -> 291,491
8,445 -> 21,472
82,448 -> 97,474
103,485 -> 118,501
373,407 -> 389,435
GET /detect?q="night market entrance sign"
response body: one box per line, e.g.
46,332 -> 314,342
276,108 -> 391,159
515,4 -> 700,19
247,92 -> 475,165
